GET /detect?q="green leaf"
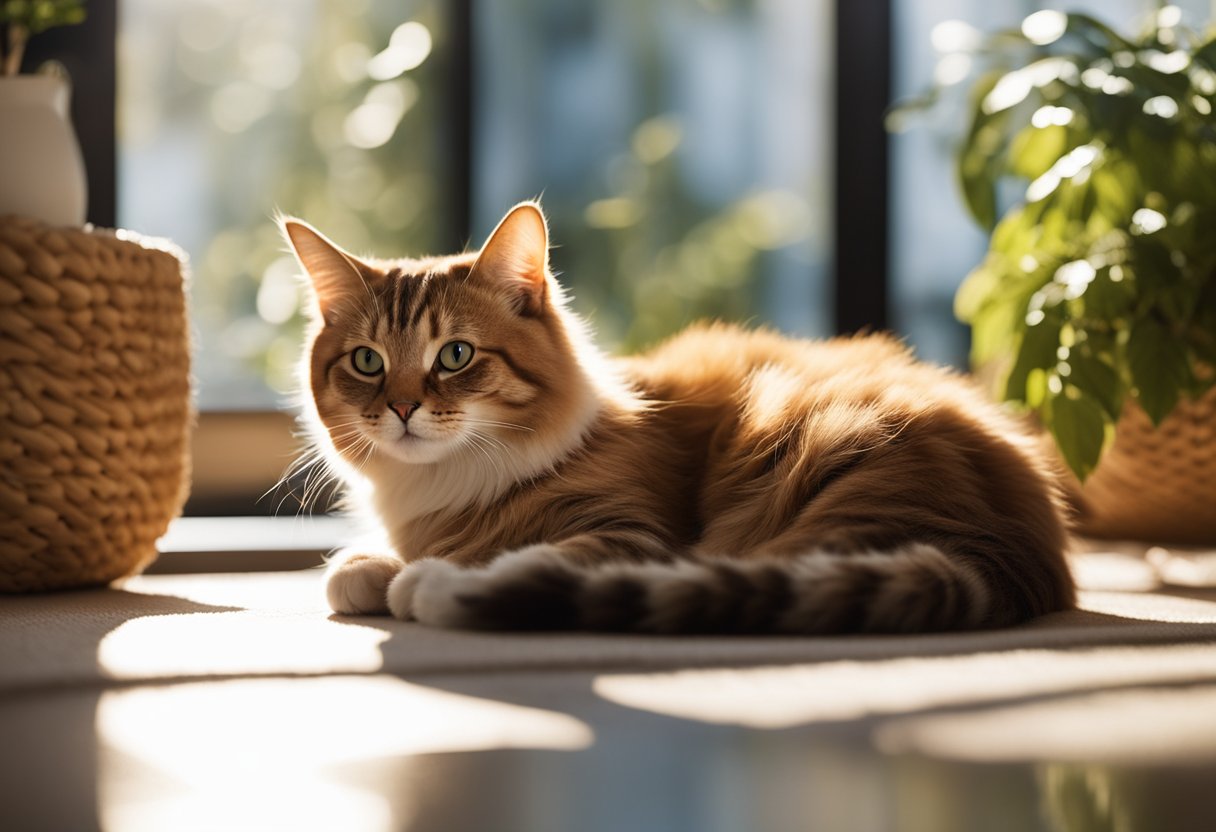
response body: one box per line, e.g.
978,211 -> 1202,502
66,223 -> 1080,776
1065,353 -> 1124,420
1009,125 -> 1070,180
1080,264 -> 1135,320
968,293 -> 1022,368
956,70 -> 1009,230
989,200 -> 1048,260
1048,389 -> 1110,481
1195,37 -> 1216,71
1026,367 -> 1048,408
1089,162 -> 1138,224
1063,12 -> 1134,52
3,0 -> 84,33
1005,313 -> 1063,402
955,264 -> 1002,323
1127,316 -> 1190,424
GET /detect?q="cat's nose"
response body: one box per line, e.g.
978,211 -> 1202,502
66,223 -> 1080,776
388,400 -> 421,423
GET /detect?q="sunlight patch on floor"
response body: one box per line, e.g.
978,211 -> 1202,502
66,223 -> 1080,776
97,612 -> 391,679
97,675 -> 594,832
593,644 -> 1216,730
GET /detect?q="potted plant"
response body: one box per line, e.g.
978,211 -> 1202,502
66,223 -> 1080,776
0,0 -> 88,226
1,1 -> 193,592
923,7 -> 1215,543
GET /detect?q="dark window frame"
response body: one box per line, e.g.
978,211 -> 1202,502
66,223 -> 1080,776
20,0 -> 117,227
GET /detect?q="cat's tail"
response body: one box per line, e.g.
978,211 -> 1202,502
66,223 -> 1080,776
389,543 -> 1015,634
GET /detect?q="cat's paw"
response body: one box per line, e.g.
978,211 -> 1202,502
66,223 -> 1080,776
386,558 -> 462,622
386,547 -> 572,627
325,550 -> 403,615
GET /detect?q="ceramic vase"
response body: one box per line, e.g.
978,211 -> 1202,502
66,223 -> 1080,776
0,75 -> 87,227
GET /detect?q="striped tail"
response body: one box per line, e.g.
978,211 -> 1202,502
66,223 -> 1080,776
387,543 -> 1002,634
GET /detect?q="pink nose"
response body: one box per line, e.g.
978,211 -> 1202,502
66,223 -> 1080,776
389,400 -> 420,423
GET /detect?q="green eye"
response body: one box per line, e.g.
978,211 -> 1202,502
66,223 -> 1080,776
437,341 -> 474,372
352,347 -> 384,375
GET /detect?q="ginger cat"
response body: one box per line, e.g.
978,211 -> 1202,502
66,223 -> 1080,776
282,202 -> 1074,633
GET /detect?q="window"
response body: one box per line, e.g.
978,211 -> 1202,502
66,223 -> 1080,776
110,0 -> 848,519
118,0 -> 834,415
73,0 -> 1205,521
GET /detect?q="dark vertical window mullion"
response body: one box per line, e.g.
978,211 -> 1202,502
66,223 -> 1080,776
449,0 -> 475,250
832,0 -> 891,334
20,0 -> 117,228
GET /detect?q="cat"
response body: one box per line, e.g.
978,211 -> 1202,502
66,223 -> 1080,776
282,201 -> 1075,634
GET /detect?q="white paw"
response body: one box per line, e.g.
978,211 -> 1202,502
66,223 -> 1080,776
385,548 -> 572,627
325,552 -> 403,615
388,558 -> 480,624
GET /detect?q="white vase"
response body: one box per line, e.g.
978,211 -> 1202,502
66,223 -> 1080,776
0,75 -> 88,227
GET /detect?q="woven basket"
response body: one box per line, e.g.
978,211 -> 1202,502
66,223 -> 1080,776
1074,386 -> 1216,545
0,216 -> 192,591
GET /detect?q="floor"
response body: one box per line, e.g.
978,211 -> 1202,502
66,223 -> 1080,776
3,543 -> 1216,831
5,668 -> 1216,831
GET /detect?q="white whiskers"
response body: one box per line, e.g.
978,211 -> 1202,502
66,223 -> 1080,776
461,417 -> 535,433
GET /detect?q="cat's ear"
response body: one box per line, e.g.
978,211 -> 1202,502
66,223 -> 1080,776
472,201 -> 550,316
281,218 -> 375,322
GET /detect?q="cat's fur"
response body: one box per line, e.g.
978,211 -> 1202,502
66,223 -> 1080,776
283,202 -> 1074,634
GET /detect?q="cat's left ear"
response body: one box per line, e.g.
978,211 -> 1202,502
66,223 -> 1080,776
281,218 -> 376,323
472,201 -> 550,316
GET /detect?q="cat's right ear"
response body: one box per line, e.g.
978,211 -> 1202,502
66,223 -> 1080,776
281,218 -> 373,323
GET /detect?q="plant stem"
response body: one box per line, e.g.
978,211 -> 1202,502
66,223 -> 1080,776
4,23 -> 28,76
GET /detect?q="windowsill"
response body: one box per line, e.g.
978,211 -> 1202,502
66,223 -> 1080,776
149,515 -> 355,574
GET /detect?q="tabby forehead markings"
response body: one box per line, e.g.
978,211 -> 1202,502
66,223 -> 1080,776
380,268 -> 402,330
408,274 -> 436,330
394,274 -> 414,330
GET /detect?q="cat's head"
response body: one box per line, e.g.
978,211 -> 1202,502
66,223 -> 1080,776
283,202 -> 603,472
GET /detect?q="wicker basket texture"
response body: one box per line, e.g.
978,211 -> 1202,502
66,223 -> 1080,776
1076,386 -> 1216,545
0,217 -> 192,591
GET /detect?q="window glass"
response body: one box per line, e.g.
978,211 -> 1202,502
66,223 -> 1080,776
119,0 -> 453,408
120,0 -> 833,414
474,0 -> 833,349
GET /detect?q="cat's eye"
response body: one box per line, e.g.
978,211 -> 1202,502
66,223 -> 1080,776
437,341 -> 474,372
352,347 -> 384,375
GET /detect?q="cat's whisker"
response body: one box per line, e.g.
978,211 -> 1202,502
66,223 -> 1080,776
461,418 -> 536,433
463,429 -> 509,482
467,431 -> 513,474
298,454 -> 341,514
264,438 -> 345,516
350,434 -> 379,472
265,457 -> 322,516
466,427 -> 510,452
461,430 -> 499,472
454,433 -> 490,476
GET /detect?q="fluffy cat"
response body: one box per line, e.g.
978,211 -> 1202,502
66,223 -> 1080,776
282,201 -> 1074,634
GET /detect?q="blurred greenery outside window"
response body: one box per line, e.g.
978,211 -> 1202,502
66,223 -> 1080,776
118,0 -> 832,411
120,0 -> 1216,416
